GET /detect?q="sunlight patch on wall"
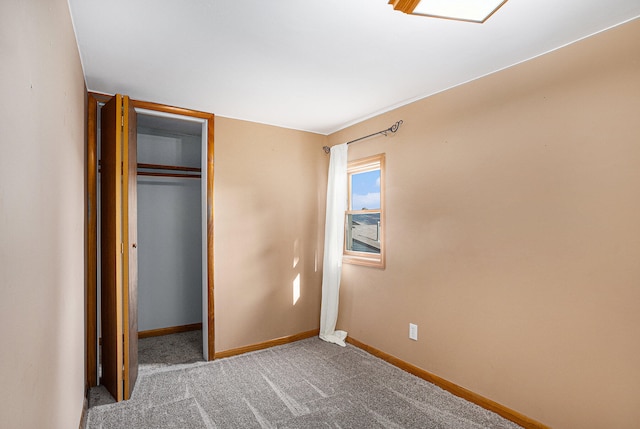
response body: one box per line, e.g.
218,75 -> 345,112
293,274 -> 301,305
293,239 -> 300,268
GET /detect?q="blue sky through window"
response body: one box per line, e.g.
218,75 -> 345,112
351,169 -> 380,210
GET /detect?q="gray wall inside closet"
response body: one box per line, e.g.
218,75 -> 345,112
137,123 -> 202,332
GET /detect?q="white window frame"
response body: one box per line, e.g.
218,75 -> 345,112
343,153 -> 385,268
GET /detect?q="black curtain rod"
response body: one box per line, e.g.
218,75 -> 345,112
322,120 -> 403,154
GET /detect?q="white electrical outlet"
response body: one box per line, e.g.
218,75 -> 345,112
409,323 -> 418,341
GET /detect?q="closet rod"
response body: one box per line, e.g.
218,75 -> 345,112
322,120 -> 403,154
137,163 -> 201,173
98,168 -> 201,179
98,161 -> 202,173
138,172 -> 201,179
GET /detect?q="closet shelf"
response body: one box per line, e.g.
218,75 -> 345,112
137,163 -> 201,179
137,163 -> 201,173
98,161 -> 202,178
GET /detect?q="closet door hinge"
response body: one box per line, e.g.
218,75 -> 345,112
121,114 -> 124,128
121,242 -> 124,254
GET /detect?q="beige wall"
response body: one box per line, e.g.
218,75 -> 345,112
329,19 -> 640,429
0,1 -> 86,428
213,117 -> 328,352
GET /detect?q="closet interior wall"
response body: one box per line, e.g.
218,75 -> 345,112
136,116 -> 203,333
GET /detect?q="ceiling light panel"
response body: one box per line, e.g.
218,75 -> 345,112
411,0 -> 509,23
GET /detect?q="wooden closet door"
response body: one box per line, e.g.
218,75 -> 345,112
100,94 -> 124,401
100,94 -> 138,401
123,96 -> 138,399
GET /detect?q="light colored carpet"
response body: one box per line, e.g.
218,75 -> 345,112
90,330 -> 204,407
138,329 -> 204,372
87,337 -> 522,428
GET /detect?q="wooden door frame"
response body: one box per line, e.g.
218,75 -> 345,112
85,92 -> 215,388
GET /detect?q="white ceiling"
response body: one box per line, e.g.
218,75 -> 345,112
68,0 -> 640,135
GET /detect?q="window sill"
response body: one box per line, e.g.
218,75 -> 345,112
343,253 -> 385,269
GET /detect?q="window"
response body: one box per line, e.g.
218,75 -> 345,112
344,153 -> 385,268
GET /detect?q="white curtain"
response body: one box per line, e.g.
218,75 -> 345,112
319,143 -> 348,346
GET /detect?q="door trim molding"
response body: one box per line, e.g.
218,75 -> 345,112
85,92 -> 215,388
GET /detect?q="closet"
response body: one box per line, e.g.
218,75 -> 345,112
136,114 -> 203,336
87,93 -> 214,402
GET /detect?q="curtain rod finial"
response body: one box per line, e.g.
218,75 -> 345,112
323,146 -> 331,154
390,120 -> 403,134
